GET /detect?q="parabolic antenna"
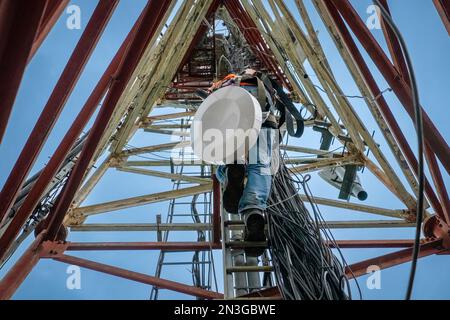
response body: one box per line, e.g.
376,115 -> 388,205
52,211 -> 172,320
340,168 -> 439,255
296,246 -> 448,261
191,86 -> 262,164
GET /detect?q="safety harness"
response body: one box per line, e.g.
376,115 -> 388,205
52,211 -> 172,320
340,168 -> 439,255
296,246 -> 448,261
210,72 -> 305,138
241,72 -> 305,138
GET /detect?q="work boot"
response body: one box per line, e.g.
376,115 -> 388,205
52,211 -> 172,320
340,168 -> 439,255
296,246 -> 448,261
222,164 -> 245,214
243,209 -> 266,257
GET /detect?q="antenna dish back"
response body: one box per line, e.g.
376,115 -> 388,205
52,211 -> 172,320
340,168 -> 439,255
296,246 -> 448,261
191,86 -> 262,164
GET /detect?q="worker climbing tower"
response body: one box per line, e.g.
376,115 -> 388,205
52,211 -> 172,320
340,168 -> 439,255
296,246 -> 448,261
0,0 -> 449,300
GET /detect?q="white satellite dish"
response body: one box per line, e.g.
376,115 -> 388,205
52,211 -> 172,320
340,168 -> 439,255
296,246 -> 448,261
191,86 -> 263,165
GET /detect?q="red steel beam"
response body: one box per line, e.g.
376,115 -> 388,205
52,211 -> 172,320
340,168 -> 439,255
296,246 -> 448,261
331,0 -> 450,175
377,0 -> 450,225
425,146 -> 450,224
0,0 -> 119,225
29,0 -> 70,62
66,241 -> 222,251
0,0 -> 48,144
0,7 -> 151,260
65,240 -> 426,250
44,0 -> 174,240
434,0 -> 450,36
49,254 -> 223,299
0,232 -> 46,300
378,0 -> 410,83
65,240 -> 419,251
345,239 -> 443,278
323,1 -> 444,217
329,239 -> 416,249
66,239 -> 428,251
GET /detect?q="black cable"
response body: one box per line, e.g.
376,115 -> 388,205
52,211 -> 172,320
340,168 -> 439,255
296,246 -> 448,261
374,0 -> 424,300
266,157 -> 355,300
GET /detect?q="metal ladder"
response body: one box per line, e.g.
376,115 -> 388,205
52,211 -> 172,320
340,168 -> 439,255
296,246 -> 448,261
150,116 -> 217,300
220,191 -> 277,299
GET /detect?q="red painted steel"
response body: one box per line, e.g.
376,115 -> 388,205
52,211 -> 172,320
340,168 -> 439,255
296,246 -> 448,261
345,239 -> 443,278
0,232 -> 46,300
66,241 -> 222,251
0,0 -> 48,144
0,5 -> 149,262
331,0 -> 450,175
0,0 -> 119,225
377,0 -> 450,225
323,0 -> 444,217
378,0 -> 410,83
169,2 -> 219,101
50,254 -> 223,299
44,0 -> 174,240
423,215 -> 450,248
329,239 -> 417,249
425,146 -> 450,224
1,1 -> 448,300
434,0 -> 450,35
65,240 -> 418,251
29,0 -> 70,61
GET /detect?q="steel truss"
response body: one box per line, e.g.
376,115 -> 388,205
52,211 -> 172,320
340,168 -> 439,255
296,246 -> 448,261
0,0 -> 449,300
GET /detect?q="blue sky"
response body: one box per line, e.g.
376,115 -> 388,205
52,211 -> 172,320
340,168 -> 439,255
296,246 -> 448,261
0,0 -> 449,300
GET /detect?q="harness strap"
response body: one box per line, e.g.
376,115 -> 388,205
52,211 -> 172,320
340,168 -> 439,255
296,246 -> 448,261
215,73 -> 303,138
256,78 -> 269,111
237,75 -> 270,116
259,74 -> 304,138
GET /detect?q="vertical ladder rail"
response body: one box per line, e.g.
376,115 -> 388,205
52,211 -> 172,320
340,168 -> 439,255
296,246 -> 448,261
220,192 -> 274,299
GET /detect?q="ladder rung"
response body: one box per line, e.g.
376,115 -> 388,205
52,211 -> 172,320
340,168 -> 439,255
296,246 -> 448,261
226,266 -> 274,273
159,250 -> 210,253
226,241 -> 268,248
171,213 -> 211,217
232,297 -> 282,300
224,221 -> 267,230
224,220 -> 245,226
162,261 -> 211,266
153,285 -> 212,291
174,202 -> 210,205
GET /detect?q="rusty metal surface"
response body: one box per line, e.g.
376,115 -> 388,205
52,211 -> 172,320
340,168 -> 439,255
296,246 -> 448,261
44,0 -> 173,241
49,253 -> 223,299
331,0 -> 450,175
434,0 -> 450,35
0,0 -> 48,143
0,2 -> 148,263
0,0 -> 119,225
345,239 -> 444,278
29,0 -> 70,61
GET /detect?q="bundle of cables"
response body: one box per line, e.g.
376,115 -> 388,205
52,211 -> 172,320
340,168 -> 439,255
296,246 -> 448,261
266,159 -> 357,300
